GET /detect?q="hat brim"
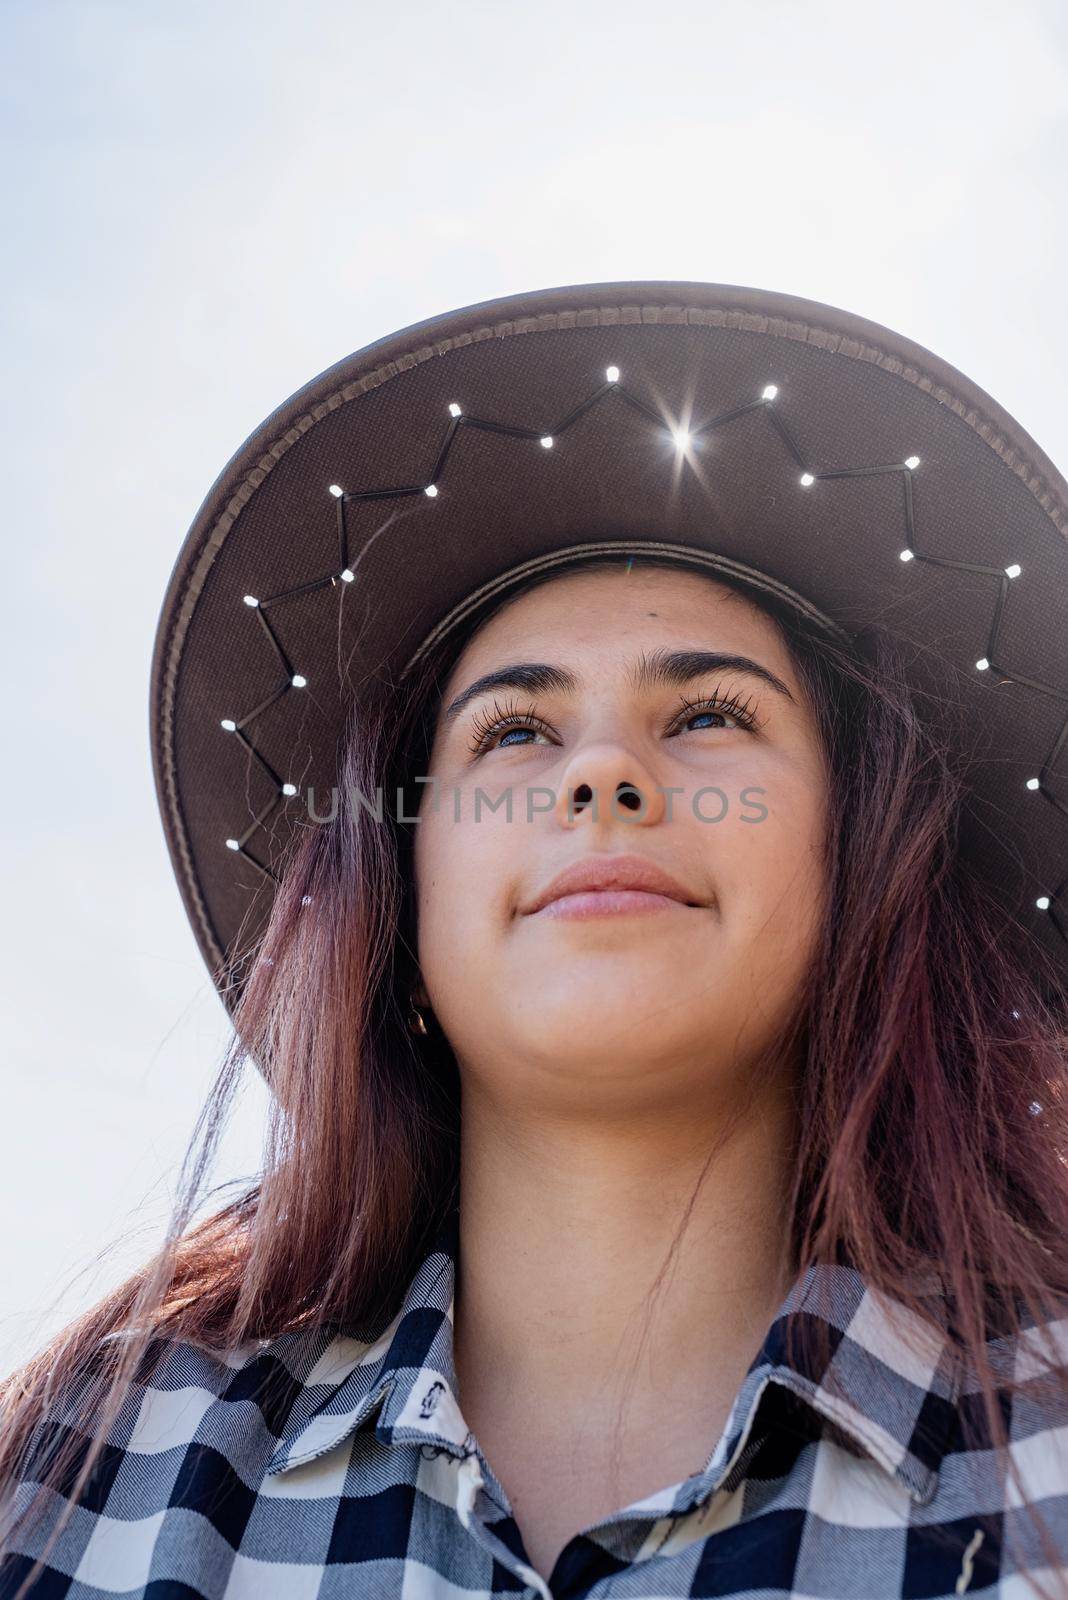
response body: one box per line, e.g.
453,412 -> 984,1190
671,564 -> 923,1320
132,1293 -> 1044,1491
150,279 -> 1068,1012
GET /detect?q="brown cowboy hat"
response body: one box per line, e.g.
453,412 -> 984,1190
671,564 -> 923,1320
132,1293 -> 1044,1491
149,280 -> 1068,1014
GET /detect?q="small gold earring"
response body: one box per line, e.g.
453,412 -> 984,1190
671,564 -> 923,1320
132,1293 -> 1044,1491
408,999 -> 429,1036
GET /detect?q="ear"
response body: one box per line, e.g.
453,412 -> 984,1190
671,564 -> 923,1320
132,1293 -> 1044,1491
411,975 -> 431,1008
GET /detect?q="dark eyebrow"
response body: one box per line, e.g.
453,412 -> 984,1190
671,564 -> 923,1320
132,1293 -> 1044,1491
442,647 -> 796,722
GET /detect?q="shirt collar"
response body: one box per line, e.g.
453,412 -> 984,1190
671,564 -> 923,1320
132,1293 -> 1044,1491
267,1200 -> 962,1507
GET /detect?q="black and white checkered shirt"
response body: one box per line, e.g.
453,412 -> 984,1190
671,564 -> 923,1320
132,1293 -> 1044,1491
3,1200 -> 1067,1598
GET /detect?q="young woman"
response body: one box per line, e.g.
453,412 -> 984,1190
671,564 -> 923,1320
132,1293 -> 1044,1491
3,282 -> 1068,1600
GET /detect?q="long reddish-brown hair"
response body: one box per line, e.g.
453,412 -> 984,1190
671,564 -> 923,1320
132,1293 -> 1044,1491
4,553 -> 1068,1596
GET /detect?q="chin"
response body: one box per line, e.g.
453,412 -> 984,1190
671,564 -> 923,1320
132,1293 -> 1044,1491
512,999 -> 716,1068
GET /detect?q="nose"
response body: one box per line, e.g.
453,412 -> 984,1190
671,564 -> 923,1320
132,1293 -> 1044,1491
551,741 -> 669,830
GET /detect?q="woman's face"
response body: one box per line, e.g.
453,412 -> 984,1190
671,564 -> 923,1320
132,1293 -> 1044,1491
412,565 -> 829,1112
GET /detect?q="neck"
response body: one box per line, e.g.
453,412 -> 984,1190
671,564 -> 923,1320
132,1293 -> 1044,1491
451,1066 -> 799,1473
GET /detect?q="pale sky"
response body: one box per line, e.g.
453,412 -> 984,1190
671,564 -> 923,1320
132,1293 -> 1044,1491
3,0 -> 1067,1372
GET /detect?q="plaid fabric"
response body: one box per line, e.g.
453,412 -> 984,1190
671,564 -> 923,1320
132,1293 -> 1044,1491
3,1201 -> 1067,1598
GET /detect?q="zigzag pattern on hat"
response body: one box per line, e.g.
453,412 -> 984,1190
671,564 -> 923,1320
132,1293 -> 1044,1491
216,374 -> 1068,950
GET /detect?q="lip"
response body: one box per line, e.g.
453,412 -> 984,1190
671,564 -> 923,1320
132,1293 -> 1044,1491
523,853 -> 706,917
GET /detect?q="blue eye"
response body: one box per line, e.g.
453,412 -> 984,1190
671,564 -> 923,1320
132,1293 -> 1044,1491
467,699 -> 554,756
670,691 -> 760,735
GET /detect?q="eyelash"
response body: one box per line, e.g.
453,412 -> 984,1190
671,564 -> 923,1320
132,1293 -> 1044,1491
465,685 -> 762,756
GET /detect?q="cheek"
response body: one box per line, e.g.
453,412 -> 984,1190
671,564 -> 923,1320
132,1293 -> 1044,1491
716,764 -> 827,936
413,808 -> 514,959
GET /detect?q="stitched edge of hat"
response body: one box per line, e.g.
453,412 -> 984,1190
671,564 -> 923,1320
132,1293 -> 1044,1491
155,300 -> 1068,979
398,538 -> 857,680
